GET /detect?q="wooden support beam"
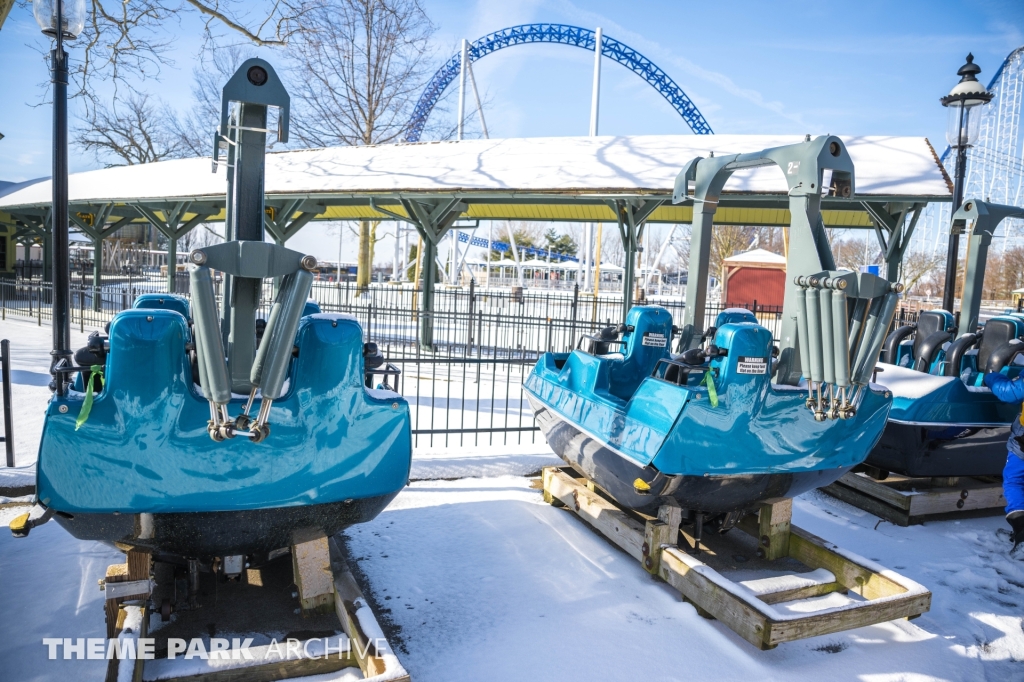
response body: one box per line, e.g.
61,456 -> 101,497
642,519 -> 674,576
822,472 -> 1007,526
144,652 -> 356,682
103,549 -> 151,638
542,466 -> 931,650
657,500 -> 683,537
104,550 -> 151,682
329,546 -> 386,677
756,581 -> 846,605
543,466 -> 647,561
291,528 -> 336,616
757,498 -> 792,560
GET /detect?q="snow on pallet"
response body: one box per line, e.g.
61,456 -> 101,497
103,533 -> 409,682
542,466 -> 932,650
822,471 -> 1007,526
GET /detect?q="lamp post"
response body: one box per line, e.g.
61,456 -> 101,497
33,0 -> 85,396
940,53 -> 992,314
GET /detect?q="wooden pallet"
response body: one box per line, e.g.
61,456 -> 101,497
104,534 -> 409,682
822,471 -> 1007,526
542,466 -> 931,650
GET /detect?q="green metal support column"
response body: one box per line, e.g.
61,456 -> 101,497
69,204 -> 115,311
134,202 -> 216,295
681,204 -> 715,349
91,235 -> 102,309
372,198 -> 466,351
862,201 -> 925,284
678,154 -> 742,350
608,198 -> 661,320
954,200 -> 1024,338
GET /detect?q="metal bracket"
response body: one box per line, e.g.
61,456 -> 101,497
102,579 -> 155,600
213,58 -> 291,169
190,240 -> 315,278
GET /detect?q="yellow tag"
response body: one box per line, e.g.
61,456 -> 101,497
9,512 -> 29,532
633,478 -> 651,493
1018,403 -> 1024,427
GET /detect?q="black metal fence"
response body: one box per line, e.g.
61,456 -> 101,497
0,277 -> 918,447
0,274 -> 188,332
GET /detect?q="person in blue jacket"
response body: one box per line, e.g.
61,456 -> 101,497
983,371 -> 1024,554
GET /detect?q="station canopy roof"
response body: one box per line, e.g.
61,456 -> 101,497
0,134 -> 952,233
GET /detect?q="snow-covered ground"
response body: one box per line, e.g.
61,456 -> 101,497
1,317 -> 1022,681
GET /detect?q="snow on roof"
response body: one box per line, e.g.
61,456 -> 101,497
723,248 -> 788,266
0,134 -> 950,210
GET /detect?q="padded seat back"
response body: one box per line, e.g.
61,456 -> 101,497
608,306 -> 673,401
715,308 -> 757,327
912,310 -> 953,362
978,316 -> 1024,372
134,293 -> 190,320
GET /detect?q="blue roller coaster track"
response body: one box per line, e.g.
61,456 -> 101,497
405,23 -> 713,142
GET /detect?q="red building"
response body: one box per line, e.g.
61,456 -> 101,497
721,248 -> 787,308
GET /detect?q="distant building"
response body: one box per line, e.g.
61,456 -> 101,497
721,248 -> 787,308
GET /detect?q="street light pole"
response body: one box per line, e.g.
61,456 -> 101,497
33,0 -> 84,394
941,103 -> 967,315
940,54 -> 992,314
49,0 -> 72,396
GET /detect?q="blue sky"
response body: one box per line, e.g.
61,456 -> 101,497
0,0 -> 1021,261
1,0 -> 1021,181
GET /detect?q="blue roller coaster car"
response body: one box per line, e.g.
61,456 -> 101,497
868,310 -> 1024,477
525,306 -> 892,515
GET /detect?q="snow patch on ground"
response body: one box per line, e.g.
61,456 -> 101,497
410,445 -> 561,480
1,319 -> 93,466
3,318 -> 1024,680
0,464 -> 36,489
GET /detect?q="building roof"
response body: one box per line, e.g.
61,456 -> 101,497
723,248 -> 788,266
0,134 -> 952,230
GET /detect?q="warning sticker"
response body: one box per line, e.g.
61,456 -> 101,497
737,356 -> 768,374
642,332 -> 668,348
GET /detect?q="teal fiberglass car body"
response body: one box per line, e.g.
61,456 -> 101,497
525,306 -> 892,513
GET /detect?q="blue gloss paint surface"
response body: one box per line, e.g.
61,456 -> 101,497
37,310 -> 411,514
884,312 -> 1024,425
133,293 -> 191,320
525,308 -> 892,476
884,369 -> 1021,425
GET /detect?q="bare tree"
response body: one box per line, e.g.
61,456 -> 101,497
287,0 -> 435,147
50,1 -> 304,176
75,91 -> 185,165
170,45 -> 259,156
287,0 -> 436,293
21,1 -> 310,103
900,248 -> 944,298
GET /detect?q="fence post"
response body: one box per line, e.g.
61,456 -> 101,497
1,339 -> 13,467
37,284 -> 42,326
467,278 -> 476,354
569,283 -> 579,352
